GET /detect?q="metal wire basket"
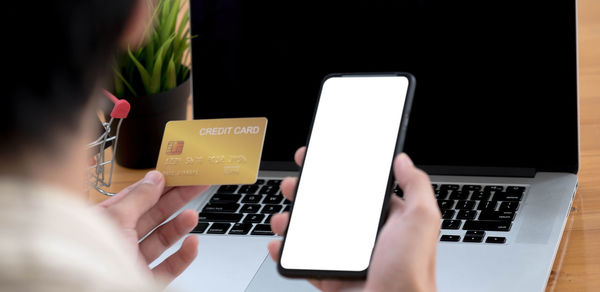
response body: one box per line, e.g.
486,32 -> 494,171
88,90 -> 130,196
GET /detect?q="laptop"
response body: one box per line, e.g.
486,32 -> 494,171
150,1 -> 579,291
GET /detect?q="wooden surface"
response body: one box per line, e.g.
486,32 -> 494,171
545,0 -> 600,290
90,0 -> 600,290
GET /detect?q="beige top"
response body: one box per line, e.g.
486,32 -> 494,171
0,179 -> 162,292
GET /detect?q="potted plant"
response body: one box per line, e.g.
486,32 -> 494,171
112,0 -> 191,168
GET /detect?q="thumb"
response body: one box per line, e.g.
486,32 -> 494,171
105,171 -> 166,227
393,153 -> 438,212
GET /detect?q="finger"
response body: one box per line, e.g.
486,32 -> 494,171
139,210 -> 198,264
96,176 -> 148,209
267,240 -> 282,262
294,146 -> 306,166
280,177 -> 298,201
393,153 -> 440,219
151,235 -> 199,284
136,185 -> 209,238
394,154 -> 434,204
270,212 -> 289,235
103,171 -> 165,227
388,195 -> 406,214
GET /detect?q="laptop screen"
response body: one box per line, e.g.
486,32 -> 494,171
190,0 -> 578,174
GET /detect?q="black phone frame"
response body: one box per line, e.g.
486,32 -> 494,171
277,72 -> 417,279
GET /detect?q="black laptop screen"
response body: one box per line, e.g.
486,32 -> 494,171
190,0 -> 578,174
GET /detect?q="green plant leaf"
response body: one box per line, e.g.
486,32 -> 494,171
160,0 -> 180,44
159,0 -> 169,27
176,8 -> 189,41
179,65 -> 190,83
113,0 -> 190,97
128,47 -> 152,94
165,56 -> 177,90
144,40 -> 155,73
114,69 -> 138,97
150,36 -> 175,94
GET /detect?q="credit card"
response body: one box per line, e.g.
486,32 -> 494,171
155,118 -> 268,186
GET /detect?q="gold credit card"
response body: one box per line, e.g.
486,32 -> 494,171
156,118 -> 268,186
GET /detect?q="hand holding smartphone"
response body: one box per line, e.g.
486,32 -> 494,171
278,73 -> 416,278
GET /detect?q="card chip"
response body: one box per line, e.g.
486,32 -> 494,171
166,141 -> 184,155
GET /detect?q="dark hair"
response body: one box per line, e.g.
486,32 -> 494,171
2,0 -> 135,160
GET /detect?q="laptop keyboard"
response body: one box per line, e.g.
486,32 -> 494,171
429,183 -> 527,244
192,180 -> 526,243
192,179 -> 290,236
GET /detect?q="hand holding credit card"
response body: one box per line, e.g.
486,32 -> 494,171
156,118 -> 267,186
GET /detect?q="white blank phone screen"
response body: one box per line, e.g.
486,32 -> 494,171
280,76 -> 409,272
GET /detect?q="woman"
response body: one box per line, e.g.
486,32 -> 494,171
0,0 -> 440,291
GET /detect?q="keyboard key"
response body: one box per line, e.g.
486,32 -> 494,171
506,186 -> 526,194
463,220 -> 511,231
456,210 -> 477,220
265,214 -> 274,224
243,214 -> 265,223
207,223 -> 231,234
499,201 -> 520,212
432,184 -> 438,190
455,200 -> 476,210
198,213 -> 243,223
210,194 -> 241,204
242,194 -> 262,203
477,201 -> 497,211
479,210 -> 516,221
435,189 -> 449,200
449,190 -> 470,200
442,210 -> 455,219
251,224 -> 274,235
283,199 -> 292,205
282,205 -> 291,212
470,191 -> 491,201
259,185 -> 279,196
438,200 -> 455,210
266,180 -> 282,186
486,236 -> 507,244
440,184 -> 460,191
440,235 -> 461,242
238,185 -> 259,194
441,220 -> 462,229
462,185 -> 482,191
203,203 -> 240,213
263,195 -> 283,204
229,223 -> 252,235
191,223 -> 209,233
217,185 -> 239,193
484,185 -> 504,192
240,204 -> 261,213
244,214 -> 265,223
463,235 -> 484,242
254,179 -> 266,185
493,192 -> 523,201
465,230 -> 486,236
261,204 -> 283,214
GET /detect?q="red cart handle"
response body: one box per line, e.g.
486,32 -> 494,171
103,89 -> 131,119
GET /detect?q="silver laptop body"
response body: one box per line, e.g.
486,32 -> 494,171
151,1 -> 580,291
152,170 -> 577,292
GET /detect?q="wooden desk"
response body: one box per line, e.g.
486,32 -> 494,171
90,0 -> 600,290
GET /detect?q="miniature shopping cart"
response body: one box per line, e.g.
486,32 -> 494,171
88,90 -> 131,196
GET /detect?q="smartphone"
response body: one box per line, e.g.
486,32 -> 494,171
278,73 -> 416,278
